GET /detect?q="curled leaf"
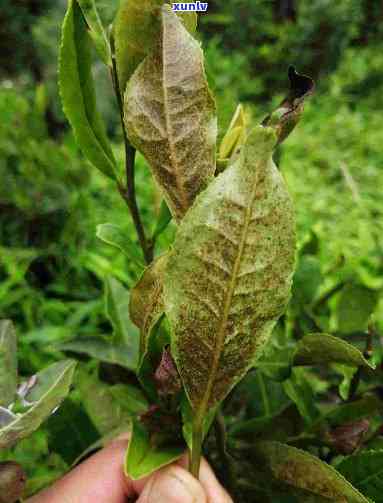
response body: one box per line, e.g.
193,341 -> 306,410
59,0 -> 117,180
218,104 -> 247,161
77,0 -> 111,65
164,126 -> 295,421
124,5 -> 217,221
262,66 -> 314,145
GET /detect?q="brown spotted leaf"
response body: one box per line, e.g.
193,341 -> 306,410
254,441 -> 369,502
130,254 -> 168,365
164,126 -> 296,419
0,462 -> 26,503
124,5 -> 217,222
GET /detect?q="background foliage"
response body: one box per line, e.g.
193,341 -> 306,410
1,0 -> 383,500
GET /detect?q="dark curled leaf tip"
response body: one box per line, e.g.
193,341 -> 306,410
288,65 -> 315,100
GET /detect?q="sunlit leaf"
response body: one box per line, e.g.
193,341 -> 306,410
219,104 -> 247,160
0,360 -> 76,450
77,0 -> 111,65
125,419 -> 184,480
59,0 -> 117,180
293,333 -> 375,369
114,0 -> 197,94
0,320 -> 17,408
253,441 -> 369,502
105,277 -> 140,371
124,5 -> 217,221
0,462 -> 26,503
164,126 -> 295,423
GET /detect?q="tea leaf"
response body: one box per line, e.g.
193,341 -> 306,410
105,277 -> 140,370
96,223 -> 144,267
254,441 -> 369,502
219,104 -> 247,160
153,200 -> 172,241
293,333 -> 375,369
114,0 -> 197,94
0,360 -> 76,450
130,254 -> 168,363
124,5 -> 217,221
337,450 -> 383,502
336,284 -> 378,334
0,320 -> 17,408
58,337 -> 138,370
283,369 -> 319,425
59,0 -> 117,180
0,462 -> 26,503
164,126 -> 295,420
125,419 -> 184,480
77,0 -> 111,65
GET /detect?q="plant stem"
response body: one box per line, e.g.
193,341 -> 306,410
190,417 -> 203,478
110,35 -> 153,264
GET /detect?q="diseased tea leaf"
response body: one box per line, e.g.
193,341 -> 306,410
77,0 -> 111,65
254,441 -> 369,502
59,0 -> 117,180
125,419 -> 184,480
114,0 -> 197,94
0,320 -> 17,408
105,277 -> 140,371
96,223 -> 145,267
0,462 -> 26,503
337,450 -> 383,502
164,126 -> 295,421
130,254 -> 168,363
336,283 -> 378,334
58,337 -> 138,370
0,360 -> 76,450
293,333 -> 375,369
124,5 -> 217,221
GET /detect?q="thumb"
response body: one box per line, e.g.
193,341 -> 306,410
137,465 -> 206,503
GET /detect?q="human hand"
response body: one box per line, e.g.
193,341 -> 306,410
27,437 -> 233,502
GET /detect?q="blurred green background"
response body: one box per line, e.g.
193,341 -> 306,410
1,0 -> 383,493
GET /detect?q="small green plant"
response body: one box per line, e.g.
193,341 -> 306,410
0,320 -> 76,501
1,1 -> 376,501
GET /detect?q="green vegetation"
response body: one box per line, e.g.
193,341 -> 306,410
1,1 -> 383,501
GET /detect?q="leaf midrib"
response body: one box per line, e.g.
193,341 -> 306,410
196,160 -> 265,423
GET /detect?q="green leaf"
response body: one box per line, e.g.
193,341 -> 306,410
293,333 -> 375,369
125,419 -> 184,480
337,450 -> 383,502
283,368 -> 319,425
114,0 -> 197,95
181,396 -> 216,451
77,370 -> 133,435
256,324 -> 294,381
0,462 -> 26,503
152,200 -> 172,241
0,360 -> 76,450
218,104 -> 247,160
109,384 -> 148,416
0,320 -> 17,408
46,399 -> 100,465
164,126 -> 295,421
59,0 -> 117,180
124,5 -> 217,221
130,254 -> 168,365
291,256 -> 322,307
77,0 -> 111,65
96,223 -> 145,267
253,441 -> 369,502
57,337 -> 139,370
105,277 -> 140,370
336,283 -> 378,334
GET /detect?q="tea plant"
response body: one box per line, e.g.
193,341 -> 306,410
2,1 -> 382,502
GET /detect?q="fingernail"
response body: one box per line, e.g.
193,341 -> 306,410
148,466 -> 205,503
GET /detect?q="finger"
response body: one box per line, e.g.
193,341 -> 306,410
137,464 -> 206,503
27,439 -> 132,503
198,458 -> 233,503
